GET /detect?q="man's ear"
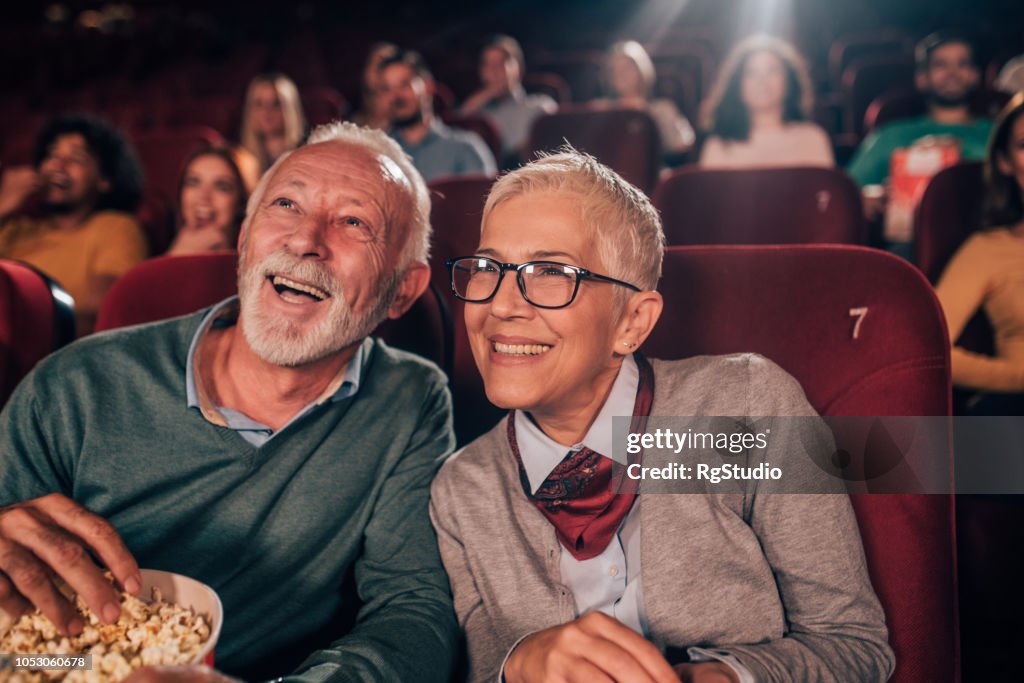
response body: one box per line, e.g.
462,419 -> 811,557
915,69 -> 929,93
97,177 -> 111,194
236,219 -> 249,251
387,262 -> 431,319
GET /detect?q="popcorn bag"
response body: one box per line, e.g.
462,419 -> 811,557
884,135 -> 962,243
0,569 -> 223,682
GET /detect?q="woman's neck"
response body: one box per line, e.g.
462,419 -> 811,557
527,361 -> 622,447
750,108 -> 785,132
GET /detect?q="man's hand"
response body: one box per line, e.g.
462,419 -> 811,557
0,166 -> 42,218
123,665 -> 241,683
504,611 -> 679,683
0,493 -> 141,636
675,662 -> 740,683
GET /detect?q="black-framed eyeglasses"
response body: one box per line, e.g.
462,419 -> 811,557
445,256 -> 641,309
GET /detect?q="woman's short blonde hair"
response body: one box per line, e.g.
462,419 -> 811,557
482,148 -> 664,295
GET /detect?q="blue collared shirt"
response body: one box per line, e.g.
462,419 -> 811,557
391,119 -> 496,183
185,296 -> 365,447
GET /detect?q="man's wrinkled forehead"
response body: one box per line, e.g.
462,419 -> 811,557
285,141 -> 414,214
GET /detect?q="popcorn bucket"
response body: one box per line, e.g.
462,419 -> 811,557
139,570 -> 223,666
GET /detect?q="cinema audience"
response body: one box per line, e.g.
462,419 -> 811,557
0,114 -> 147,336
699,35 -> 833,169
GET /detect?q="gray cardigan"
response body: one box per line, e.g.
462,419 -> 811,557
430,353 -> 894,682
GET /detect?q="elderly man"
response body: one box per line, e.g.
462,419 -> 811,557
0,122 -> 457,682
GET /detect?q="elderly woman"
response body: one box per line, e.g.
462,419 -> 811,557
429,150 -> 894,683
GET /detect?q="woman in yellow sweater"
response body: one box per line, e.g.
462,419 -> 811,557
936,92 -> 1024,410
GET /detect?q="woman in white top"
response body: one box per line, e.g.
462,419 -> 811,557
601,40 -> 696,159
699,35 -> 834,169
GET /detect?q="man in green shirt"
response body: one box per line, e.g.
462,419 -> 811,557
0,123 -> 457,682
848,31 -> 993,200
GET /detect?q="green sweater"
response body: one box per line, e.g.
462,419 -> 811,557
846,115 -> 993,186
0,310 -> 458,682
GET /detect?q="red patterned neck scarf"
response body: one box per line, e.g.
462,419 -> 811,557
507,353 -> 655,560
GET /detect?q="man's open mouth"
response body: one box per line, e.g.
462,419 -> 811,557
268,274 -> 330,302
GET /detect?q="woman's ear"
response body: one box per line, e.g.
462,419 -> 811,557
614,290 -> 663,353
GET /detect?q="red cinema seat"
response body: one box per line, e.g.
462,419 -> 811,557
300,86 -> 349,128
527,106 -> 660,194
523,72 -> 572,105
841,55 -> 916,137
914,161 -> 985,284
0,260 -> 75,406
530,51 -> 605,102
131,126 -> 224,205
644,245 -> 955,683
163,95 -> 242,138
427,175 -> 504,444
913,161 -> 995,415
94,252 -> 451,372
95,252 -> 239,331
828,30 -> 914,89
652,167 -> 866,245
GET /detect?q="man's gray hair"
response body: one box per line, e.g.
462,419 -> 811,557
244,121 -> 431,267
482,147 -> 664,295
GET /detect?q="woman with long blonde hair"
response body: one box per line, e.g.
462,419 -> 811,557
239,73 -> 307,171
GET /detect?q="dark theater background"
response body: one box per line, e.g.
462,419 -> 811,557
2,0 -> 1024,681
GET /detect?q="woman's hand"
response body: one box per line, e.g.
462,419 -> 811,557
504,612 -> 679,683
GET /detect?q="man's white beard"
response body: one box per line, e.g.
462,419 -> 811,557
237,248 -> 399,367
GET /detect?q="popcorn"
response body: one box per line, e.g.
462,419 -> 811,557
0,574 -> 211,683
